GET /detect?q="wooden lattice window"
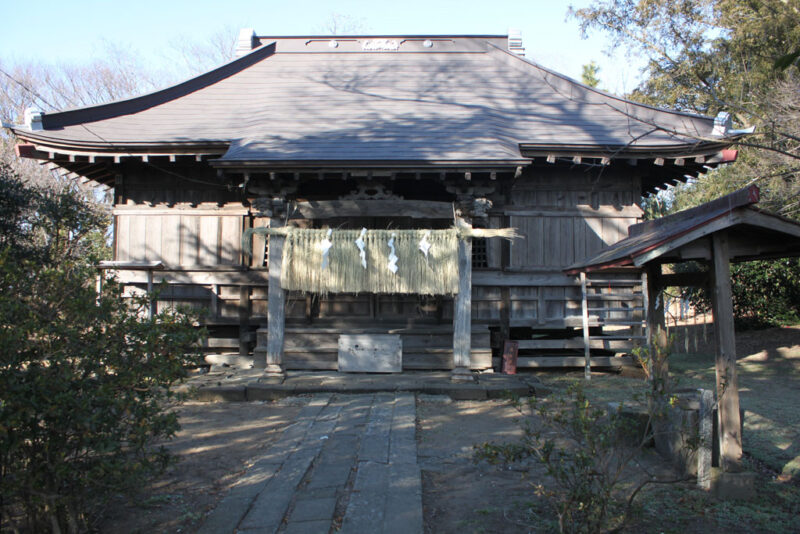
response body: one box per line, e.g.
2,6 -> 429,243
472,237 -> 488,268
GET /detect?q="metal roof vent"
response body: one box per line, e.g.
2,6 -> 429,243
712,111 -> 732,136
235,28 -> 258,57
24,107 -> 43,131
508,28 -> 525,56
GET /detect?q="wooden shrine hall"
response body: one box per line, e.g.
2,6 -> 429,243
5,31 -> 748,378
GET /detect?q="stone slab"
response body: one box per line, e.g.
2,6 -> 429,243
291,496 -> 338,521
239,449 -> 318,531
338,334 -> 402,373
385,462 -> 423,534
283,520 -> 333,534
340,461 -> 389,534
711,469 -> 757,500
194,385 -> 247,402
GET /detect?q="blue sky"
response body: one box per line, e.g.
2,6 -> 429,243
0,0 -> 644,95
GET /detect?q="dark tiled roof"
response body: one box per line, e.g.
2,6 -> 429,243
13,36 -> 722,164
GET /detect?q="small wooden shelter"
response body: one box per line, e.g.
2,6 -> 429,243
6,32 -> 744,377
567,185 -> 800,470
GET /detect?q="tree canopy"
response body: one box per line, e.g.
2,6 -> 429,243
572,0 -> 800,326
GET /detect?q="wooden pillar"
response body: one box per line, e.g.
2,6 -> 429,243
499,287 -> 510,346
210,283 -> 219,320
710,231 -> 742,470
645,263 -> 667,387
147,269 -> 156,319
499,216 -> 511,346
580,272 -> 591,380
265,216 -> 286,377
238,285 -> 250,357
452,235 -> 473,381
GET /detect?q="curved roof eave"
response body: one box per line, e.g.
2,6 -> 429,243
37,42 -> 276,130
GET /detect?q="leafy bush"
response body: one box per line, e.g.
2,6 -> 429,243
476,384 -> 654,533
0,165 -> 202,532
476,337 -> 693,534
678,259 -> 800,329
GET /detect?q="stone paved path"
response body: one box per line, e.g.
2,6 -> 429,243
197,393 -> 422,534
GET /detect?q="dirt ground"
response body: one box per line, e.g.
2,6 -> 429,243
98,398 -> 305,533
97,324 -> 800,533
416,396 -> 542,534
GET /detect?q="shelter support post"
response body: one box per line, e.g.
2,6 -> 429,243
452,235 -> 473,381
580,272 -> 591,380
264,213 -> 286,377
710,231 -> 742,470
645,263 -> 668,389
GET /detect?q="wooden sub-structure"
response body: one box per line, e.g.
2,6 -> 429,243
6,32 -> 744,376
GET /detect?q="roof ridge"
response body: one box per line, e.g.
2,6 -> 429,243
255,34 -> 507,39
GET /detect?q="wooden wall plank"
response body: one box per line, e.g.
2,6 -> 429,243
116,215 -> 130,261
198,216 -> 219,265
145,215 -> 162,262
161,215 -> 181,267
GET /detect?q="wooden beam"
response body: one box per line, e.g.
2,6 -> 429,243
655,271 -> 710,287
291,199 -> 452,219
472,271 -> 579,287
516,338 -> 633,350
504,205 -> 643,218
511,356 -> 633,368
710,231 -> 743,470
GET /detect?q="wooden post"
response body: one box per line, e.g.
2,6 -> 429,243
580,272 -> 591,380
210,283 -> 219,320
499,286 -> 510,347
697,388 -> 714,489
645,263 -> 667,386
147,268 -> 156,319
95,272 -> 103,306
239,285 -> 250,357
452,235 -> 473,381
710,231 -> 742,470
265,216 -> 286,377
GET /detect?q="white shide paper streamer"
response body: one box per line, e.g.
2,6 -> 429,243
387,233 -> 398,274
355,227 -> 367,269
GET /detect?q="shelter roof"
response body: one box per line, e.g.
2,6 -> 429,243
9,35 -> 735,168
565,186 -> 800,273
